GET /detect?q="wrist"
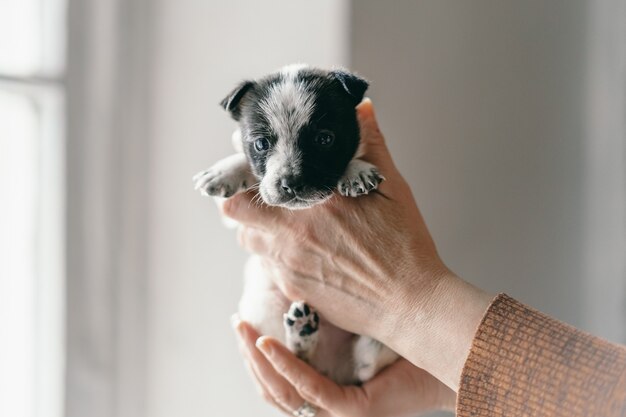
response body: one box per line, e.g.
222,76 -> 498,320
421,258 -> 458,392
384,270 -> 493,392
435,380 -> 457,412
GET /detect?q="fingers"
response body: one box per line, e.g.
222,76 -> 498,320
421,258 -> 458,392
234,319 -> 305,414
256,336 -> 343,410
221,191 -> 284,229
237,226 -> 273,257
356,98 -> 385,147
356,98 -> 398,177
221,191 -> 273,227
237,229 -> 310,302
242,355 -> 291,414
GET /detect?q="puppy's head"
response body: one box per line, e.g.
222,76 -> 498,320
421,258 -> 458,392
221,64 -> 368,209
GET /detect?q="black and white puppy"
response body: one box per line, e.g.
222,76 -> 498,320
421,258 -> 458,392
194,64 -> 398,384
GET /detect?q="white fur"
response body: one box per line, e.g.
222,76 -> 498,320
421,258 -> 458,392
260,138 -> 304,204
195,65 -> 397,385
259,73 -> 314,142
338,159 -> 385,197
258,65 -> 318,204
239,256 -> 290,341
193,153 -> 256,198
280,63 -> 308,78
231,129 -> 243,153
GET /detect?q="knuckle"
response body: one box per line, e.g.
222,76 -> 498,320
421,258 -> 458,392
270,357 -> 291,376
372,125 -> 383,139
281,280 -> 302,301
272,389 -> 294,408
280,249 -> 300,270
298,224 -> 317,244
268,245 -> 283,263
240,227 -> 273,255
302,384 -> 322,403
260,257 -> 276,271
221,197 -> 239,218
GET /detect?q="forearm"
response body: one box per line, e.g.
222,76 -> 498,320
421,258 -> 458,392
457,294 -> 626,417
383,271 -> 493,392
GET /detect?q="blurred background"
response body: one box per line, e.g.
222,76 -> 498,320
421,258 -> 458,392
0,1 -> 624,416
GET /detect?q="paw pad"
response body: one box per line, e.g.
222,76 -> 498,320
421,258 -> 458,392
284,301 -> 319,337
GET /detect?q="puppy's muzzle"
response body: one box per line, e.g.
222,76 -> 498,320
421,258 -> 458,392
262,175 -> 332,209
279,175 -> 304,197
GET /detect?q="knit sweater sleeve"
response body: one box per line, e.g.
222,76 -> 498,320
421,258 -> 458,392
456,294 -> 626,417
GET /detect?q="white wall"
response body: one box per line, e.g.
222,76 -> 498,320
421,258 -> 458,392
582,0 -> 626,347
146,2 -> 349,416
352,0 -> 625,344
143,1 -> 625,417
351,3 -> 624,416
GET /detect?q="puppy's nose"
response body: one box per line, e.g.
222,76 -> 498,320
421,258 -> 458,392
280,177 -> 303,195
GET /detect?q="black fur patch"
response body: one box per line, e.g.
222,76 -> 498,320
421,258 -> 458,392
220,67 -> 368,207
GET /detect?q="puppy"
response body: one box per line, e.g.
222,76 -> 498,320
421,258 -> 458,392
194,64 -> 398,384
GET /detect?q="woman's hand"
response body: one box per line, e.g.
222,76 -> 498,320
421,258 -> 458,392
233,318 -> 456,417
223,99 -> 492,390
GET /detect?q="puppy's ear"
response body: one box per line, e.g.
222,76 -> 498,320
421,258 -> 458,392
220,80 -> 255,120
330,70 -> 369,106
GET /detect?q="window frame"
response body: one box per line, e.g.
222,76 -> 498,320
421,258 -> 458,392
64,0 -> 151,416
2,0 -> 153,415
0,6 -> 66,417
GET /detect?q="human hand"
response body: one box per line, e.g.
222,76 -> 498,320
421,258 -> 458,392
223,99 -> 491,390
233,318 -> 456,417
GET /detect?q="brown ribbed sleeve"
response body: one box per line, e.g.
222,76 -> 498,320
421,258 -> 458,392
457,294 -> 626,417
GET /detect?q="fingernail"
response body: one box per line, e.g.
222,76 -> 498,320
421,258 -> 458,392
255,336 -> 273,357
357,97 -> 373,112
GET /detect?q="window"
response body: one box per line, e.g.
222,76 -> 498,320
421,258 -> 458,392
0,1 -> 66,417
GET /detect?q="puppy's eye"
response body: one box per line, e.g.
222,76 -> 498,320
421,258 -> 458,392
254,137 -> 270,152
314,131 -> 335,147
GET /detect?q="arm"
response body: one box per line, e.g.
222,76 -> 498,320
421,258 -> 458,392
458,294 -> 626,417
223,99 -> 626,416
233,318 -> 456,417
223,98 -> 490,390
234,294 -> 626,417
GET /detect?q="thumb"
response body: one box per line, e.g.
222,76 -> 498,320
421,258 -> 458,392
356,98 -> 396,175
256,336 -> 342,410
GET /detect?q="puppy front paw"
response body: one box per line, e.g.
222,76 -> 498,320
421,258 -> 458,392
193,154 -> 256,198
193,168 -> 247,198
284,301 -> 319,361
338,159 -> 384,197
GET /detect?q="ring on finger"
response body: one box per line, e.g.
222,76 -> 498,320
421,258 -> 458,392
292,401 -> 317,417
